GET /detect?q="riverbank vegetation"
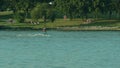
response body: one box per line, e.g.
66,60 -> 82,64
0,0 -> 120,30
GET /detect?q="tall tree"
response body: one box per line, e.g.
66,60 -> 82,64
55,0 -> 79,20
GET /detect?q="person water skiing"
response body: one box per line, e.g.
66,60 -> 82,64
42,27 -> 46,32
42,27 -> 47,35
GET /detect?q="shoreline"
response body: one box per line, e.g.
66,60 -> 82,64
0,25 -> 120,31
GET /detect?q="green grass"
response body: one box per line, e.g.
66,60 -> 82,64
80,19 -> 120,27
0,19 -> 82,29
0,11 -> 13,22
0,11 -> 120,30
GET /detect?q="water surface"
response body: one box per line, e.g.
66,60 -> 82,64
0,30 -> 120,68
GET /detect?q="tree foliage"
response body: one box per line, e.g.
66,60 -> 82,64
55,0 -> 120,19
0,0 -> 120,22
31,3 -> 56,22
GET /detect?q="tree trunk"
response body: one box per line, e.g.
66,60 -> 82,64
109,11 -> 112,19
13,8 -> 17,14
43,16 -> 47,22
69,13 -> 73,20
25,9 -> 29,19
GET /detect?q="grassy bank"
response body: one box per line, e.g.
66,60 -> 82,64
0,11 -> 120,31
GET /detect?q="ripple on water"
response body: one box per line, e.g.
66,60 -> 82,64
0,31 -> 120,68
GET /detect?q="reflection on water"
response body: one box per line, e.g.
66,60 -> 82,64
0,31 -> 120,68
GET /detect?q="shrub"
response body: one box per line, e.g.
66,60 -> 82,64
14,12 -> 25,23
47,9 -> 56,22
31,3 -> 48,22
30,3 -> 57,23
31,5 -> 41,22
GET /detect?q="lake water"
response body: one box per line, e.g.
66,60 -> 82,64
0,30 -> 120,68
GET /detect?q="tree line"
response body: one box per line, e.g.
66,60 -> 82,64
55,0 -> 120,20
0,0 -> 120,23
